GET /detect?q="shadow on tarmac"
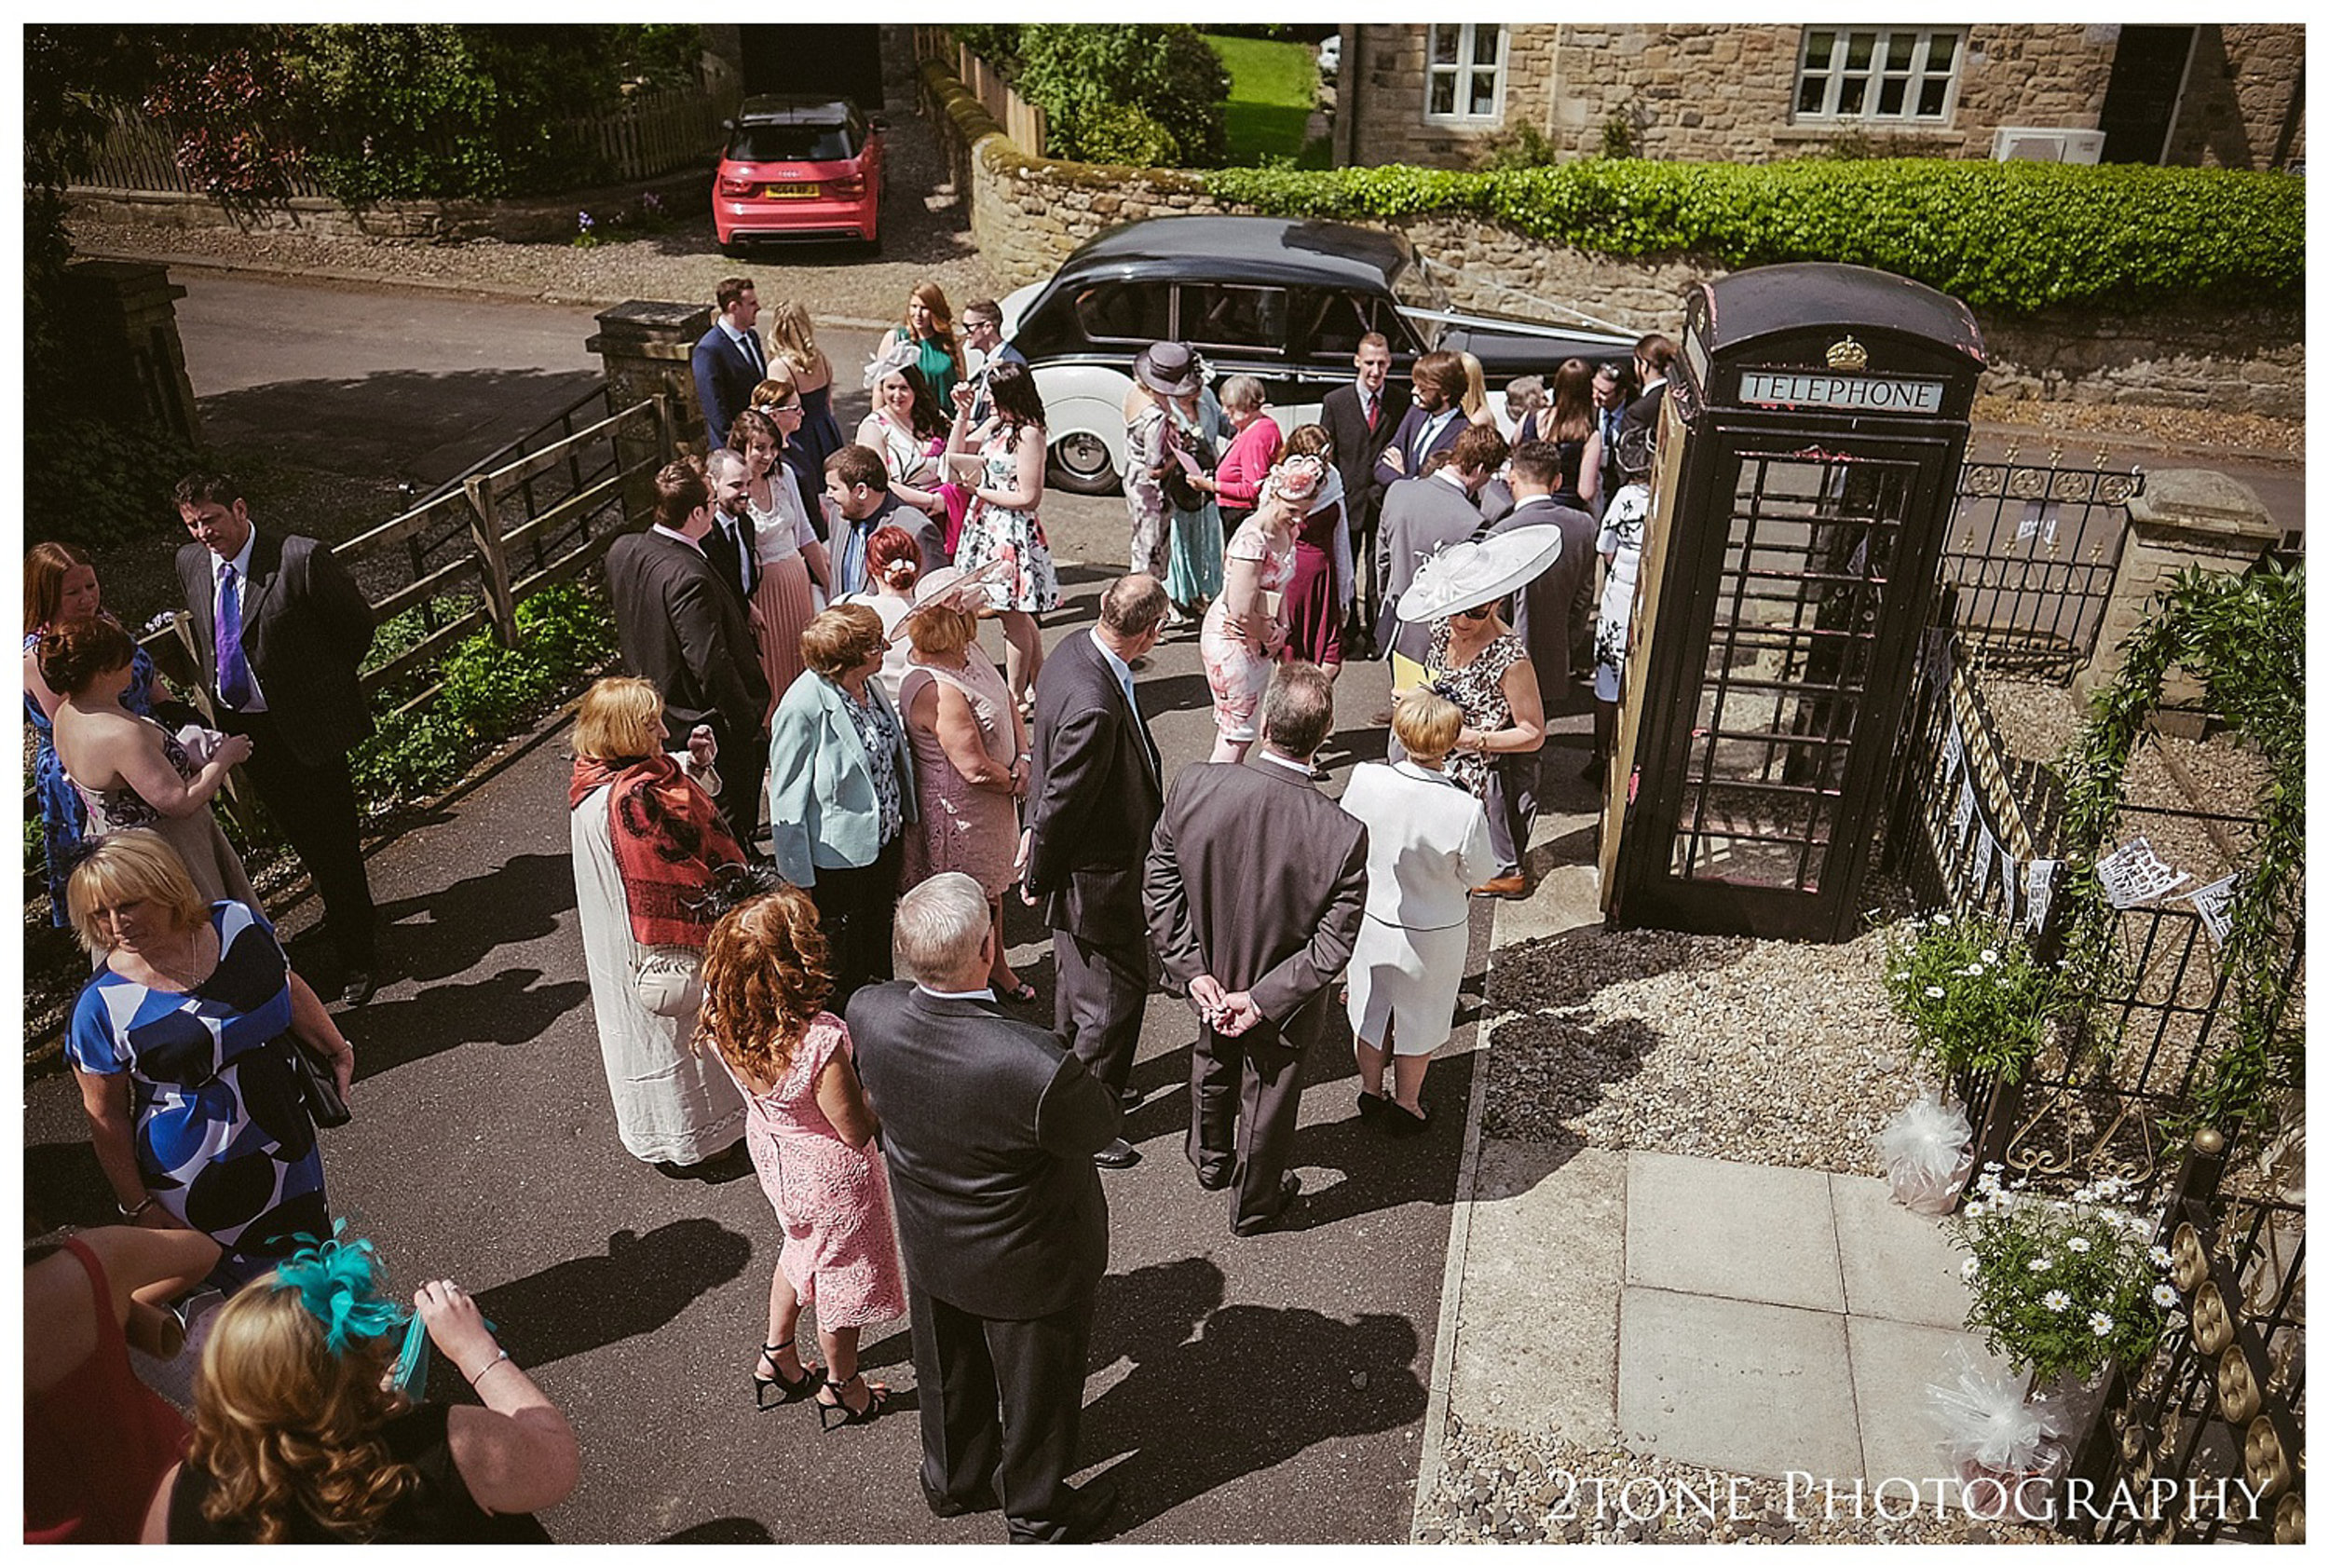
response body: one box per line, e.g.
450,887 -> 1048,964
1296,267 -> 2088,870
1077,1256 -> 1428,1538
477,1219 -> 755,1370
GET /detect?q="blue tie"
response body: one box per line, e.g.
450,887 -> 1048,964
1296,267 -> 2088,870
217,564 -> 253,709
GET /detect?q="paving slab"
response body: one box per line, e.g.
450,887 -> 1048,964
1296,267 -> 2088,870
1625,1151 -> 1845,1312
1618,1286 -> 1864,1479
1453,1139 -> 1626,1444
1845,1314 -> 2019,1491
1830,1172 -> 1979,1329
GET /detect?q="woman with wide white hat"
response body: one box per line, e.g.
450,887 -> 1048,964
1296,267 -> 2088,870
1394,526 -> 1560,899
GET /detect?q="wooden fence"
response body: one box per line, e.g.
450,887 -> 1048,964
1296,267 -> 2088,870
911,26 -> 1046,156
73,84 -> 731,198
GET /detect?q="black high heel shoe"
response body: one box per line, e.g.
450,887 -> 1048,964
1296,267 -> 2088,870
753,1342 -> 823,1410
815,1373 -> 890,1431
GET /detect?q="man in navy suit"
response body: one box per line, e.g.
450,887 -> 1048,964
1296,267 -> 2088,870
1371,348 -> 1470,497
690,276 -> 766,453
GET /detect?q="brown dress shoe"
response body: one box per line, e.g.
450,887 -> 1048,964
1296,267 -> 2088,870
1469,874 -> 1532,900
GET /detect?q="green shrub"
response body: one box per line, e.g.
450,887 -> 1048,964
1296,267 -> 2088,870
1948,1171 -> 2170,1385
1204,158 -> 2305,313
952,24 -> 1023,74
1883,912 -> 2054,1083
1077,103 -> 1180,168
1015,24 -> 1230,169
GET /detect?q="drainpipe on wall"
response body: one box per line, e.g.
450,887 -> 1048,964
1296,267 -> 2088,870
1333,24 -> 1359,168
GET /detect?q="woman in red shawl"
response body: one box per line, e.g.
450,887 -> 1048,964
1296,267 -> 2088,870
568,677 -> 750,1173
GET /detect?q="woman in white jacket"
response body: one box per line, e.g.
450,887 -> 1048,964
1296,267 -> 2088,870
1339,691 -> 1495,1135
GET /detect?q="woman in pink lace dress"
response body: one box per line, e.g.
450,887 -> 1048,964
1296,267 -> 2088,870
699,885 -> 906,1430
895,580 -> 1033,1000
1198,455 -> 1325,764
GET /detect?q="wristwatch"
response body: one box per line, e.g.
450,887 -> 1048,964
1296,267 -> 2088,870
116,1195 -> 156,1220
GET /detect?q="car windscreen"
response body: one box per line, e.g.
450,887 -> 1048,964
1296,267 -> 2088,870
728,123 -> 859,163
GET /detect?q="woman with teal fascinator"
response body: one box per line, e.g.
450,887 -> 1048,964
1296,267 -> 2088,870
142,1227 -> 581,1543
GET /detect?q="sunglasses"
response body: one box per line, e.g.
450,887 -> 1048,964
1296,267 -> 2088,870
1456,605 -> 1497,621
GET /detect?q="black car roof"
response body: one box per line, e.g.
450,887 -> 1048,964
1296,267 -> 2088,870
735,94 -> 857,125
1056,217 -> 1413,292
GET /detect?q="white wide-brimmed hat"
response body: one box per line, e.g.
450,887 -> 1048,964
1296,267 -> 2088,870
902,558 -> 1015,629
1396,525 -> 1565,623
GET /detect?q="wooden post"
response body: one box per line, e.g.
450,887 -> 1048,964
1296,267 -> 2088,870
465,471 -> 520,647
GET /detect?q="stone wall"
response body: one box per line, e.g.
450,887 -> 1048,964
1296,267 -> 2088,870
1344,23 -> 2300,170
2165,24 -> 2308,169
919,56 -> 2305,419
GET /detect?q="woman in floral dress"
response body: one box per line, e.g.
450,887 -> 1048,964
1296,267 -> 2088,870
1199,456 -> 1324,765
1425,601 -> 1546,893
699,883 -> 906,1428
943,361 -> 1056,715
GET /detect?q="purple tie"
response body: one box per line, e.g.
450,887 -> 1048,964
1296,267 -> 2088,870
217,564 -> 253,708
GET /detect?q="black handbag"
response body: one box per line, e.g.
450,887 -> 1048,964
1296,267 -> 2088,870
283,1037 -> 352,1129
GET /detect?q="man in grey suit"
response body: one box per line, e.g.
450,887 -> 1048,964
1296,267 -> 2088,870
1146,664 -> 1369,1235
176,471 -> 380,1002
1374,424 -> 1508,665
605,458 -> 770,837
1484,440 -> 1600,720
849,874 -> 1124,1543
1020,575 -> 1170,1169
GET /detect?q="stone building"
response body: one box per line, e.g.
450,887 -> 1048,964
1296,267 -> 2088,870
1331,23 -> 2304,171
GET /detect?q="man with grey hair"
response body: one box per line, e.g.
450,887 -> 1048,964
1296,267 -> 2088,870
1146,662 -> 1369,1235
848,873 -> 1124,1542
1021,573 -> 1171,1169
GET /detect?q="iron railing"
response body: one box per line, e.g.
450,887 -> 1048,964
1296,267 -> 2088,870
1942,453 -> 2144,680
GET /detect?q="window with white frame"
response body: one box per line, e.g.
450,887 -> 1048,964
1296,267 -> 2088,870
1424,24 -> 1506,124
1794,28 -> 1963,122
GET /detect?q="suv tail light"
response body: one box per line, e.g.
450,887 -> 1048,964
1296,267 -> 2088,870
827,172 -> 865,199
717,172 -> 756,198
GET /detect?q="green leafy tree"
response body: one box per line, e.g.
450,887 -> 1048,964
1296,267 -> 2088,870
1015,24 -> 1230,168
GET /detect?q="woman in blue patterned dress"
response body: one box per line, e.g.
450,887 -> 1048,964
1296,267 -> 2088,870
943,360 -> 1058,715
24,543 -> 167,923
65,831 -> 350,1290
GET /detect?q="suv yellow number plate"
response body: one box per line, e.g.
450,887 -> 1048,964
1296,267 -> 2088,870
765,184 -> 821,199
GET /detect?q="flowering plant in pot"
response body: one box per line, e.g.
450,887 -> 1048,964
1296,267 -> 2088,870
1884,911 -> 2054,1084
1947,1168 -> 2172,1386
1941,1168 -> 2174,1520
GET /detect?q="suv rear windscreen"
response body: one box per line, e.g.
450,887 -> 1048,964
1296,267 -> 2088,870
729,123 -> 859,163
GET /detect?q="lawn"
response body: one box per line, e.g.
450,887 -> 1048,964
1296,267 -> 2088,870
1204,33 -> 1330,168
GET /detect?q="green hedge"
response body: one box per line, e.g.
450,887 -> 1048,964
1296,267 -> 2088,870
1205,158 -> 2304,313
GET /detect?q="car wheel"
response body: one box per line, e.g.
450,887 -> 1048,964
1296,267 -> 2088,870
863,226 -> 882,258
720,239 -> 747,259
1048,429 -> 1121,496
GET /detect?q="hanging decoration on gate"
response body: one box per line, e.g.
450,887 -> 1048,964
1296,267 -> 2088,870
1952,775 -> 1978,843
2094,837 -> 2190,909
2025,859 -> 2061,934
2000,853 -> 2022,927
1968,823 -> 1996,903
1941,723 -> 1965,786
2185,873 -> 2239,947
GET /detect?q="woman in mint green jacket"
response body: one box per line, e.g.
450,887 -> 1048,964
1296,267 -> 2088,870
768,604 -> 917,1007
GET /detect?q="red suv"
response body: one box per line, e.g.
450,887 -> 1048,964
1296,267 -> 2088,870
714,95 -> 886,254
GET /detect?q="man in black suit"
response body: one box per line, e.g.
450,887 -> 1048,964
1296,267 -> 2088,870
1020,574 -> 1169,1170
1318,333 -> 1411,645
1620,332 -> 1676,447
690,276 -> 766,453
1145,663 -> 1369,1235
849,873 -> 1124,1543
1374,424 -> 1507,666
175,472 -> 380,1003
701,446 -> 761,612
1486,439 -> 1600,719
605,458 -> 770,837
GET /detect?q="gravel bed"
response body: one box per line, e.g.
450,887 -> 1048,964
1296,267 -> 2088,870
1481,924 -> 1927,1175
1970,393 -> 2302,462
1417,1415 -> 2051,1546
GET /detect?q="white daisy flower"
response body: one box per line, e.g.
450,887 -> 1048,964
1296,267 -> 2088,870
2151,1284 -> 2179,1309
1961,1200 -> 1986,1219
2089,1312 -> 2115,1336
2043,1290 -> 2072,1312
2148,1246 -> 2173,1269
1960,1258 -> 1980,1281
2029,1255 -> 2053,1273
1980,948 -> 2000,964
2066,1236 -> 2092,1254
1932,913 -> 1953,927
1925,986 -> 1946,1000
